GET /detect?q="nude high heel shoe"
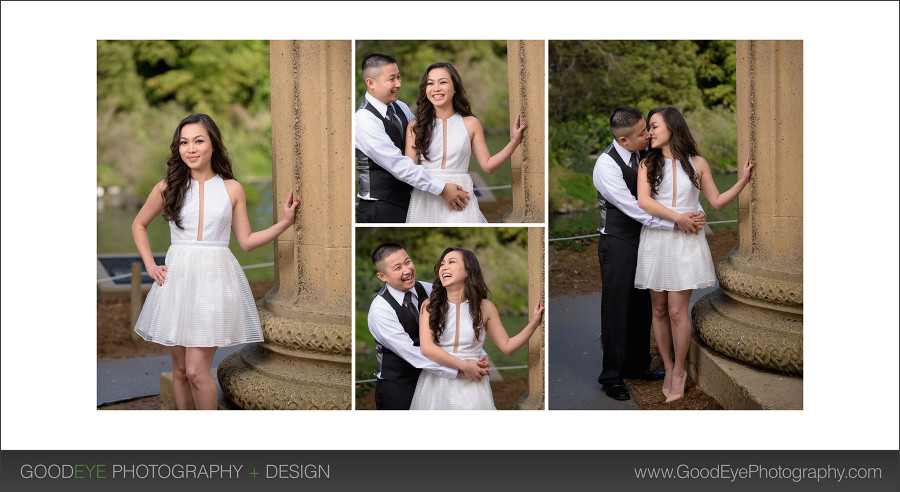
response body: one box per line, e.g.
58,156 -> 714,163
665,371 -> 687,403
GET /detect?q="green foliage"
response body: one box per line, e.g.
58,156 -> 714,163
548,114 -> 607,172
355,228 -> 529,315
133,40 -> 271,115
355,310 -> 378,380
684,105 -> 738,171
695,41 -> 737,109
97,40 -> 272,198
97,41 -> 146,112
355,40 -> 511,132
550,40 -> 719,123
548,40 -> 738,210
548,164 -> 596,213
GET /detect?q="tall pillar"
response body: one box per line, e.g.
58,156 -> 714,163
691,41 -> 803,403
512,227 -> 545,410
500,40 -> 545,224
218,40 -> 352,410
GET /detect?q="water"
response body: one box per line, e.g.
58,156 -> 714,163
97,181 -> 277,283
550,209 -> 602,236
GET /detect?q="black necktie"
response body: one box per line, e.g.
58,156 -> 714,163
403,291 -> 419,323
386,104 -> 403,134
629,152 -> 639,170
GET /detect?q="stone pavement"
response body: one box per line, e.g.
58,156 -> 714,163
97,344 -> 245,406
548,283 -> 718,409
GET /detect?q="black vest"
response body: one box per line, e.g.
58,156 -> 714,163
598,143 -> 643,247
375,282 -> 428,391
356,98 -> 412,208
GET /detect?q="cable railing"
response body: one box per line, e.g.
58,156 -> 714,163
548,220 -> 737,242
97,262 -> 274,283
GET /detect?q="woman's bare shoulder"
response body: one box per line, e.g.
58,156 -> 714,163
462,115 -> 481,127
462,115 -> 482,137
480,298 -> 497,313
222,178 -> 245,193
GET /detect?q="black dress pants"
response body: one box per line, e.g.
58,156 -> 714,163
374,378 -> 416,410
596,234 -> 652,383
357,199 -> 408,223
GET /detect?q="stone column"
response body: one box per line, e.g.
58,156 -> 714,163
217,40 -> 352,410
512,226 -> 545,409
500,40 -> 545,224
690,41 -> 803,408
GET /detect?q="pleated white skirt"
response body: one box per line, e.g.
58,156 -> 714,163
634,226 -> 717,291
409,370 -> 496,410
406,171 -> 488,224
134,243 -> 262,347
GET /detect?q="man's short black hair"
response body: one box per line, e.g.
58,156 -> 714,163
610,106 -> 645,139
362,53 -> 398,74
372,242 -> 405,269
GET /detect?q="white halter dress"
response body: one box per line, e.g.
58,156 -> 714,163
634,158 -> 717,291
410,300 -> 496,410
406,113 -> 488,223
134,175 -> 262,347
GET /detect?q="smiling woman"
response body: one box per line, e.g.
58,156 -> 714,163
356,227 -> 537,411
410,247 -> 543,410
404,62 -> 526,223
131,113 -> 299,410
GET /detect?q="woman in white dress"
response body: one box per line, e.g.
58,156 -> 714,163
635,107 -> 756,403
404,62 -> 525,223
410,248 -> 544,410
132,113 -> 298,410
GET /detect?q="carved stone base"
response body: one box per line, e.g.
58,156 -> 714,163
688,335 -> 802,410
217,343 -> 350,410
257,303 -> 351,360
216,298 -> 351,410
692,289 -> 802,375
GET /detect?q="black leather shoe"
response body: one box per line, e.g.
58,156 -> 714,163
625,367 -> 666,381
603,381 -> 631,401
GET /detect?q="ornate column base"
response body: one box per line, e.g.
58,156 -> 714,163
692,251 -> 803,375
688,334 -> 803,410
217,305 -> 351,410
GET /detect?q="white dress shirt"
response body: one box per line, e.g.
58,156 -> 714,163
592,139 -> 681,233
368,281 -> 458,379
355,92 -> 446,200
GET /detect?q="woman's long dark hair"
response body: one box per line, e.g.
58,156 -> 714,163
412,63 -> 474,161
427,247 -> 489,345
644,107 -> 700,194
163,113 -> 234,229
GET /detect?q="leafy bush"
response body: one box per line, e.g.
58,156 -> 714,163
684,105 -> 737,171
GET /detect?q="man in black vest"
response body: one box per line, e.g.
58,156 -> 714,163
592,107 -> 705,401
356,54 -> 471,223
367,243 -> 489,409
